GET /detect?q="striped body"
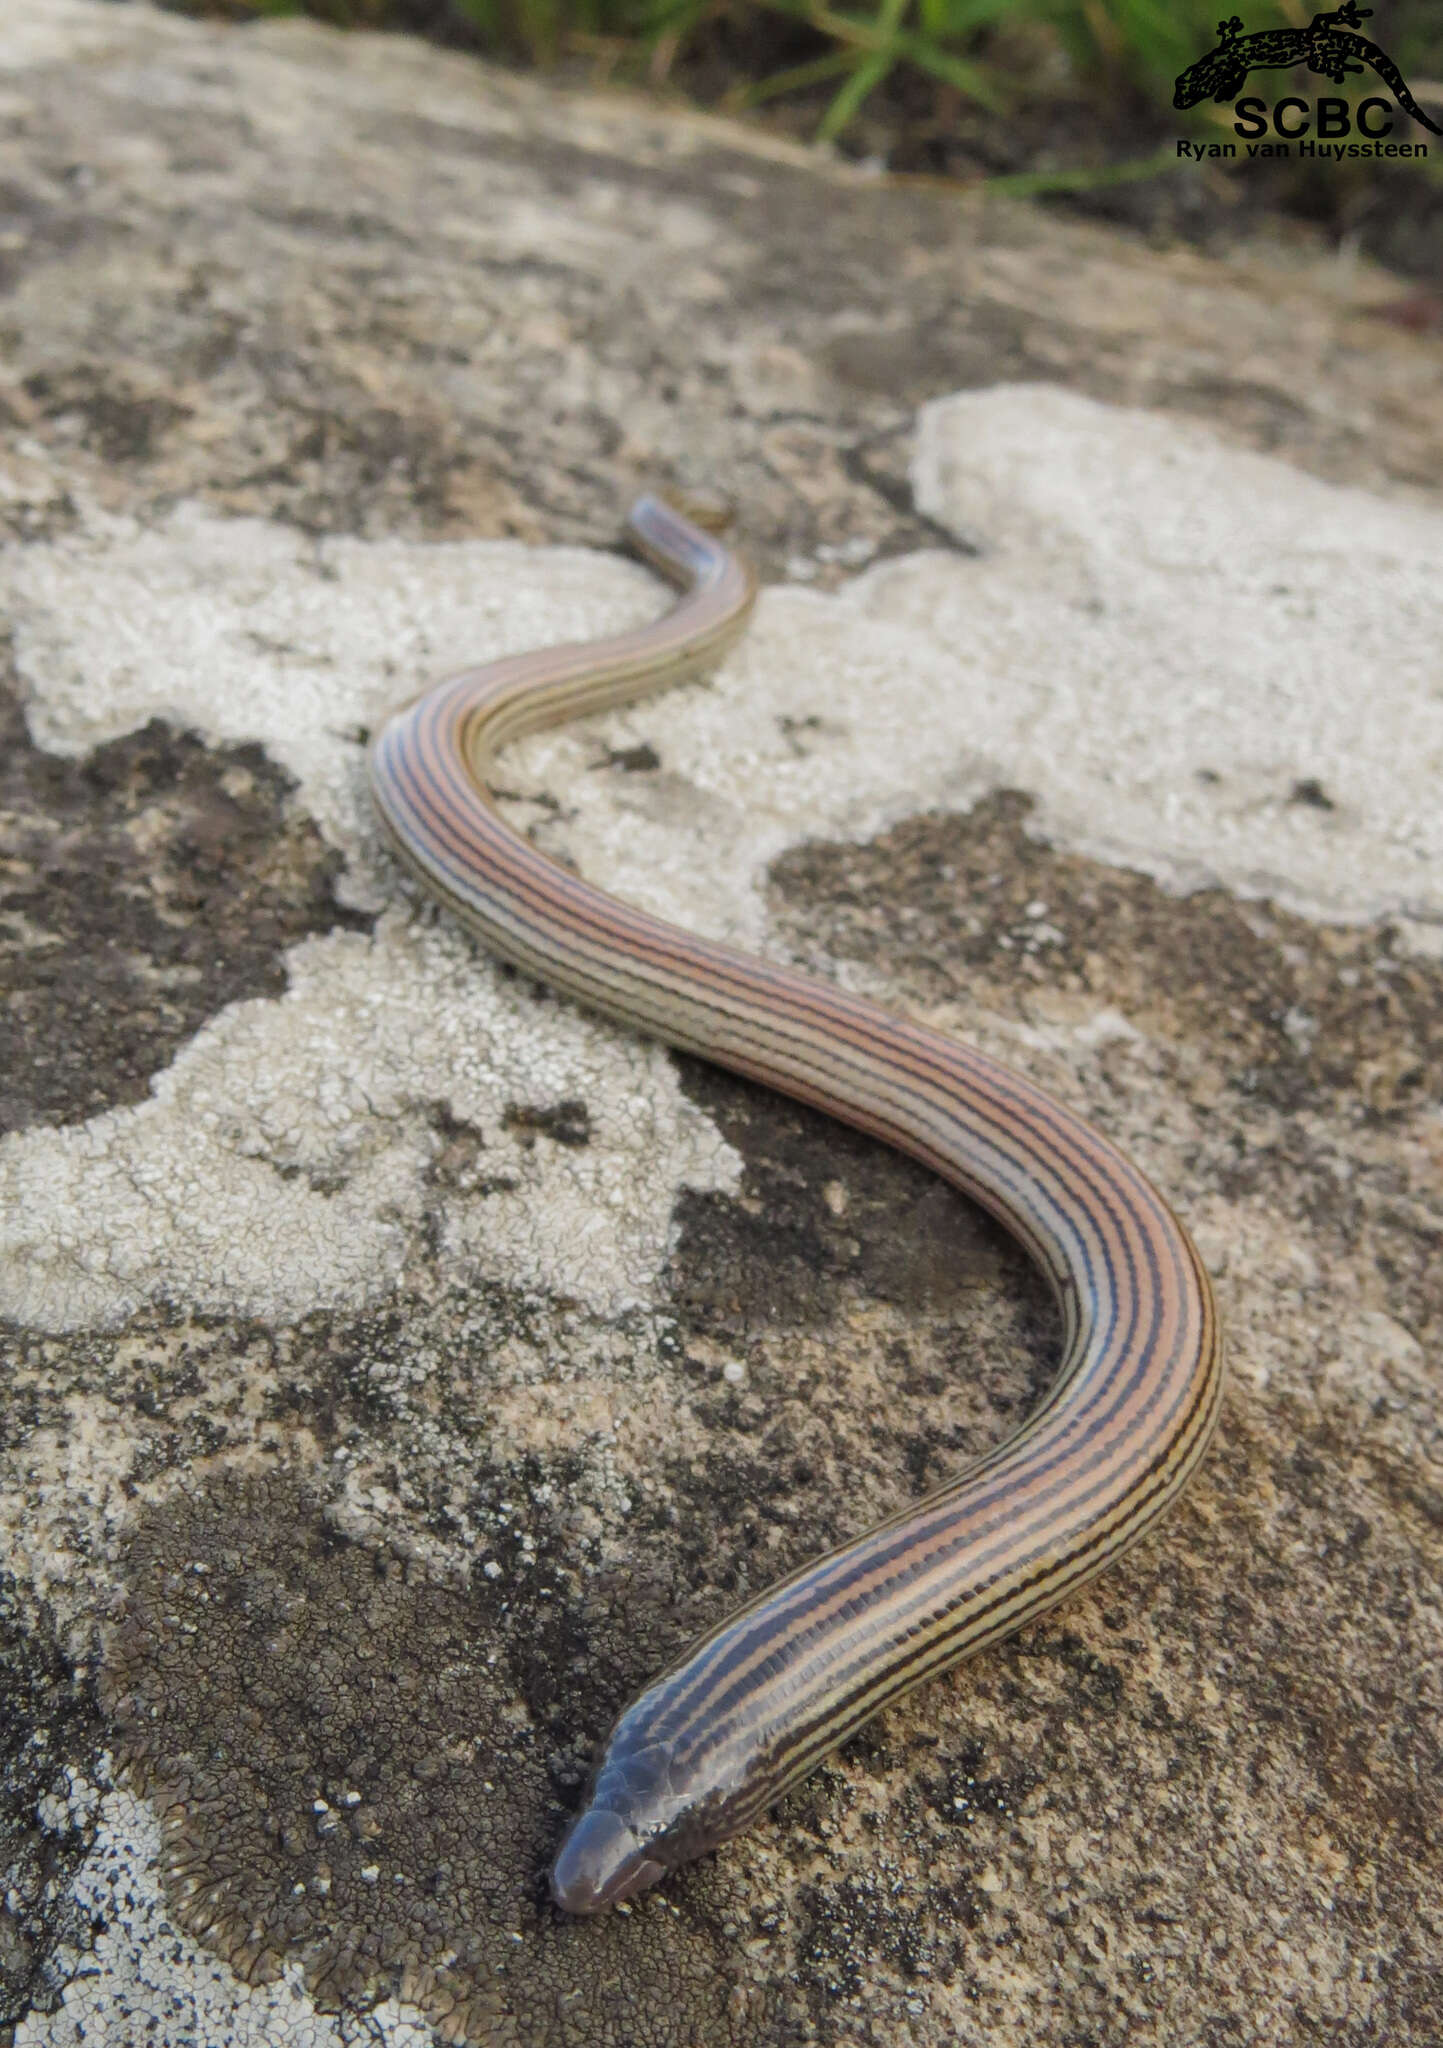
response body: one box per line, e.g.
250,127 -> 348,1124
368,497 -> 1224,1913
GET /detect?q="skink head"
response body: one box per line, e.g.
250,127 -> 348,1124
549,1806 -> 669,1914
550,1707 -> 752,1915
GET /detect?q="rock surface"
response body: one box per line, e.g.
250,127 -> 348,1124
0,4 -> 1440,2045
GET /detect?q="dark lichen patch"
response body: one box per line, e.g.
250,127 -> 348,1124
0,673 -> 370,1134
0,1588 -> 103,2034
605,742 -> 661,773
100,1468 -> 802,2045
774,1384 -> 1443,2043
502,1098 -> 592,1149
0,1311 -> 295,1490
797,1870 -> 941,2004
220,395 -> 501,542
1288,776 -> 1336,812
773,1741 -> 1035,2021
917,1742 -> 1040,1837
659,1049 -> 1057,1633
21,365 -> 192,467
670,1053 -> 1045,1335
768,791 -> 1443,1124
265,1284 -> 554,1454
730,791 -> 1443,2036
646,1288 -> 1048,1641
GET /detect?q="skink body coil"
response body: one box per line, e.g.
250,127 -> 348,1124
368,498 -> 1224,1914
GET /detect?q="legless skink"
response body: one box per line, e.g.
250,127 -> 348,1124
368,497 -> 1224,1915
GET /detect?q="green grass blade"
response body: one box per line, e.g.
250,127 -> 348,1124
891,28 -> 1007,107
730,49 -> 858,106
981,142 -> 1181,194
815,48 -> 896,139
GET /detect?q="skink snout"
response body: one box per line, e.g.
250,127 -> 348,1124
550,1807 -> 668,1915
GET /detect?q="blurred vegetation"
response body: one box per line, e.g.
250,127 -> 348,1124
177,0 -> 1293,138
174,0 -> 1442,148
170,0 -> 1443,258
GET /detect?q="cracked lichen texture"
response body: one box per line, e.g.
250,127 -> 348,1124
0,3 -> 1440,2046
15,1781 -> 437,2048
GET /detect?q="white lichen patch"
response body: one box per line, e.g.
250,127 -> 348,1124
18,1784 -> 438,2048
34,1764 -> 100,1839
899,384 -> 1443,927
0,912 -> 736,1330
3,501 -> 665,906
463,390 -> 1443,950
0,0 -> 174,72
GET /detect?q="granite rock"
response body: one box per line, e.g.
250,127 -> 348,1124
0,5 -> 1440,2045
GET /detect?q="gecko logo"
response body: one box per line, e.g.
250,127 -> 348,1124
1173,4 -> 1441,161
